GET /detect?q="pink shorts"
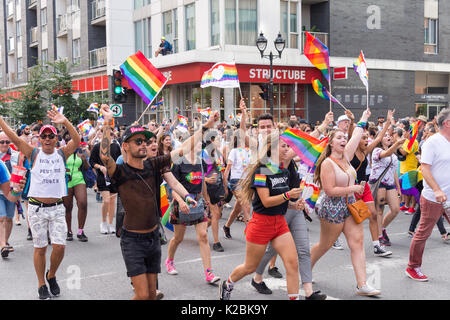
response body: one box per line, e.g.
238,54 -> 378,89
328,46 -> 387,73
245,212 -> 290,245
355,182 -> 374,203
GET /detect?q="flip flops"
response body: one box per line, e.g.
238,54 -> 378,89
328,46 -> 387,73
1,247 -> 9,258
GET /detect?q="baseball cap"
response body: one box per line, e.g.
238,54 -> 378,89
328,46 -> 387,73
20,124 -> 29,131
336,115 -> 350,124
417,115 -> 428,123
122,125 -> 155,142
161,36 -> 166,40
39,125 -> 57,135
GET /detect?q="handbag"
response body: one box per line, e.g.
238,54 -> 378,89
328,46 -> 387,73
329,157 -> 371,224
368,158 -> 393,204
82,167 -> 96,188
178,159 -> 206,223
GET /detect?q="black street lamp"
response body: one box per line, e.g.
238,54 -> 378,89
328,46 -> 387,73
256,32 -> 285,116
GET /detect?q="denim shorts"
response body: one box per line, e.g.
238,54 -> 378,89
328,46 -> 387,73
120,228 -> 161,277
228,179 -> 241,192
0,194 -> 16,219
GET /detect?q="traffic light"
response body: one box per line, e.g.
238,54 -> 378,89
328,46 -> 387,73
113,69 -> 127,103
259,84 -> 269,101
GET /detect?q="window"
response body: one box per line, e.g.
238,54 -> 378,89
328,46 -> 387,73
225,0 -> 257,46
210,0 -> 220,46
41,8 -> 48,33
17,58 -> 23,80
281,1 -> 298,48
185,4 -> 196,51
71,0 -> 80,11
424,0 -> 438,54
134,18 -> 152,58
134,0 -> 150,9
16,20 -> 22,44
72,39 -> 80,64
163,9 -> 178,53
41,49 -> 48,64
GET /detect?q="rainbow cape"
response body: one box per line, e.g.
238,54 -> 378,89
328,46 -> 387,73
200,62 -> 240,89
304,32 -> 330,83
353,50 -> 369,90
407,121 -> 421,151
120,51 -> 168,105
280,128 -> 328,169
160,184 -> 173,232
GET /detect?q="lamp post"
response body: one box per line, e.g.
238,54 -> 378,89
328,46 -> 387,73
256,32 -> 286,116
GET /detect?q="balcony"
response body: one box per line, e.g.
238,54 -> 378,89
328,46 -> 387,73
91,0 -> 106,25
29,27 -> 39,47
56,14 -> 68,37
89,47 -> 107,69
27,0 -> 37,9
301,31 -> 329,52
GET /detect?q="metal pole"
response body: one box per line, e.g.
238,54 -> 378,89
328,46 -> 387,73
269,52 -> 274,116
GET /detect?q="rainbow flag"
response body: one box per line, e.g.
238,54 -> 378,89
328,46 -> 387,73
51,104 -> 64,115
400,170 -> 423,191
304,32 -> 330,83
407,121 -> 421,150
312,79 -> 340,104
353,51 -> 369,90
254,174 -> 267,187
87,103 -> 99,114
200,62 -> 240,89
151,97 -> 164,111
77,120 -> 93,136
120,51 -> 168,106
300,181 -> 321,209
177,114 -> 188,133
197,107 -> 211,118
160,183 -> 173,232
280,128 -> 328,169
235,114 -> 242,123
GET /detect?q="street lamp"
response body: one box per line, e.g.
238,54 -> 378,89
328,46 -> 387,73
256,32 -> 285,116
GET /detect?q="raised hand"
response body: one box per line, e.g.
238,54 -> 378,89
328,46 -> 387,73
47,109 -> 67,124
100,104 -> 114,121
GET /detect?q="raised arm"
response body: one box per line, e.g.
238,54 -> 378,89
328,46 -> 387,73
366,110 -> 394,155
47,109 -> 81,159
99,105 -> 117,177
344,109 -> 370,161
0,117 -> 33,159
379,138 -> 406,159
310,111 -> 333,139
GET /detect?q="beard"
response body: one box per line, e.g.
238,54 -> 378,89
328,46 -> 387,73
130,149 -> 147,159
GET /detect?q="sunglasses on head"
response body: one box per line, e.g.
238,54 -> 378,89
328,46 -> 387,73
40,133 -> 56,140
131,138 -> 151,146
0,140 -> 10,145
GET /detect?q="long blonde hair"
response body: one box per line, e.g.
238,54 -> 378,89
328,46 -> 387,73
313,129 -> 344,188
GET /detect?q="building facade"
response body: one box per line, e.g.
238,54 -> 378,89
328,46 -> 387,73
1,0 -> 450,126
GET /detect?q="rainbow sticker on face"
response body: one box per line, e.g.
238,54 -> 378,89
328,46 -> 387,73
254,174 -> 267,187
186,172 -> 203,184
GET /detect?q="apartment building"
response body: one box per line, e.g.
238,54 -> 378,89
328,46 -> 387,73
1,0 -> 450,125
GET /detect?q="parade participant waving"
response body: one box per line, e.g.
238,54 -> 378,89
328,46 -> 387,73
0,109 -> 81,300
100,105 -> 219,300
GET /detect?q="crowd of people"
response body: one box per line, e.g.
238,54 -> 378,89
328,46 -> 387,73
0,100 -> 449,300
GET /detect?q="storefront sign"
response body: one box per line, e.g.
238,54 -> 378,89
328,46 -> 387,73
333,67 -> 348,80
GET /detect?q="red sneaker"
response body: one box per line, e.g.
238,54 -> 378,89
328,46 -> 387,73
407,207 -> 416,214
400,205 -> 409,211
405,267 -> 428,282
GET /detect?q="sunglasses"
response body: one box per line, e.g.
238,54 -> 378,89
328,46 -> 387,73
40,133 -> 56,140
130,138 -> 151,146
0,140 -> 10,145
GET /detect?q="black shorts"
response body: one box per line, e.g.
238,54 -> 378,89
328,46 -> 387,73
206,182 -> 225,205
120,228 -> 161,277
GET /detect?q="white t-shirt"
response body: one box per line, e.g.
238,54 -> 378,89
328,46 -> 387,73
420,133 -> 450,203
227,147 -> 250,180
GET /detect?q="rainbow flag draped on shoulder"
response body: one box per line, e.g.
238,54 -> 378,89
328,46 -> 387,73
280,128 -> 328,169
120,51 -> 168,106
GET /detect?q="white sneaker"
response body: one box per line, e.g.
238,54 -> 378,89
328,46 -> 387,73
100,222 -> 108,234
356,284 -> 381,296
332,238 -> 344,250
374,245 -> 392,257
108,224 -> 115,234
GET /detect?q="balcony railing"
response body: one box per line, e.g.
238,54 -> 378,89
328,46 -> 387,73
29,27 -> 38,46
56,14 -> 68,35
91,0 -> 106,21
301,31 -> 329,52
89,47 -> 107,69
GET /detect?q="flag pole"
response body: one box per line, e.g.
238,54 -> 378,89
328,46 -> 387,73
366,87 -> 369,110
328,79 -> 332,113
137,79 -> 168,124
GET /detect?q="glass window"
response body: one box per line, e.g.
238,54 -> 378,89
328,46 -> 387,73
17,58 -> 23,80
41,49 -> 48,64
134,0 -> 144,9
225,0 -> 236,44
134,20 -> 143,53
211,0 -> 220,46
72,39 -> 80,64
41,8 -> 47,32
239,0 -> 257,46
163,9 -> 178,53
281,1 -> 298,49
185,3 -> 195,51
280,1 -> 288,43
290,2 -> 298,48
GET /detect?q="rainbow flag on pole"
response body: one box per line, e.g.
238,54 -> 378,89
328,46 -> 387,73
160,183 -> 173,232
353,51 -> 369,90
120,51 -> 168,106
407,121 -> 421,151
197,107 -> 211,118
177,114 -> 188,133
300,180 -> 321,209
303,32 -> 330,83
200,62 -> 240,89
280,128 -> 328,169
312,79 -> 339,103
77,120 -> 93,136
51,104 -> 64,115
87,103 -> 99,114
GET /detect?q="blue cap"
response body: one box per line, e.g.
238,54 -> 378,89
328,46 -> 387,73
20,124 -> 28,131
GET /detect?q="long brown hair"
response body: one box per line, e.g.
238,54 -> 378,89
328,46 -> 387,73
313,129 -> 344,188
158,133 -> 173,156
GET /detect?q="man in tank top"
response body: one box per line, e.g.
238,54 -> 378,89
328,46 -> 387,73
0,109 -> 80,300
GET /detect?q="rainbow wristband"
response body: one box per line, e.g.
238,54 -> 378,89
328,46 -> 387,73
11,190 -> 22,197
356,122 -> 366,129
185,194 -> 195,203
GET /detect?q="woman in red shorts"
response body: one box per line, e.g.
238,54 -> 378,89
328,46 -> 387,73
350,110 -> 394,257
219,133 -> 303,300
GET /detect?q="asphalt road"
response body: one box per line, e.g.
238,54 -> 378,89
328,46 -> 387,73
2,189 -> 450,300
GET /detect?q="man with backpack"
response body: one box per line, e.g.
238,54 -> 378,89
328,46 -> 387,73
0,109 -> 81,300
155,36 -> 173,57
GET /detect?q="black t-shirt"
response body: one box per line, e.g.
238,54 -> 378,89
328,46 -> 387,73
89,141 -> 121,185
350,154 -> 369,183
171,157 -> 208,195
251,164 -> 291,216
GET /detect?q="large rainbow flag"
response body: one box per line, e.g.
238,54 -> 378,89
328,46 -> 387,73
280,128 -> 328,169
303,32 -> 330,83
407,120 -> 421,151
120,51 -> 168,106
160,183 -> 173,232
200,62 -> 240,89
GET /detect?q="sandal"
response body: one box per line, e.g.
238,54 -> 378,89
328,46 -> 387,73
237,214 -> 244,222
6,243 -> 13,252
441,233 -> 449,241
408,231 -> 415,238
1,247 -> 9,258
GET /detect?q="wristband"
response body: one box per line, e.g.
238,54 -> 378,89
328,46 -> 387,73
185,194 -> 195,203
356,122 -> 366,129
11,190 -> 22,197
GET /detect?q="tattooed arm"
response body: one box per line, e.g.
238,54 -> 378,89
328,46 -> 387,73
99,105 -> 117,177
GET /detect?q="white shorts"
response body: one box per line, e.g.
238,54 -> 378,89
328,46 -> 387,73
28,203 -> 67,248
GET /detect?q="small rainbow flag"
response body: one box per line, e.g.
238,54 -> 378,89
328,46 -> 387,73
304,32 -> 330,83
120,51 -> 168,106
87,103 -> 99,114
177,114 -> 188,133
300,181 -> 321,209
77,120 -> 93,136
254,174 -> 267,187
235,114 -> 242,123
160,183 -> 173,232
407,120 -> 421,151
197,107 -> 211,118
280,128 -> 328,169
312,79 -> 340,104
200,62 -> 240,89
151,97 -> 164,111
353,50 -> 369,90
51,104 -> 64,115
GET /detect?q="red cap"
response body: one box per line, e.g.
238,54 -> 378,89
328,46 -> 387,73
39,125 -> 57,135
